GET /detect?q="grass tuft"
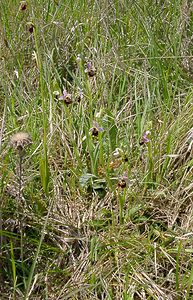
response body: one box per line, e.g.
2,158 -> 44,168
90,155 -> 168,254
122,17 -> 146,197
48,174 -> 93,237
0,0 -> 193,299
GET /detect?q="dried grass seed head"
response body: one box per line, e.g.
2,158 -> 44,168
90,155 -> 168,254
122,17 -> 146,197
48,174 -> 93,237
10,132 -> 32,151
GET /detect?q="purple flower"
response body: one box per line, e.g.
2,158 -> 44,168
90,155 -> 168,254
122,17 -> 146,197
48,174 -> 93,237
140,130 -> 150,145
93,121 -> 103,132
77,88 -> 83,102
85,61 -> 96,77
90,121 -> 104,136
86,62 -> 92,69
59,89 -> 73,105
117,174 -> 128,188
59,90 -> 68,100
117,172 -> 131,189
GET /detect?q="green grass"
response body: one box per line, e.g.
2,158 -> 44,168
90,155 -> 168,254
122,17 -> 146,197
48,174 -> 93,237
0,0 -> 193,299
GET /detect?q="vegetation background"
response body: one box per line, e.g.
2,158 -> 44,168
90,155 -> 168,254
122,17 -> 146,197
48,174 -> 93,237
0,0 -> 193,299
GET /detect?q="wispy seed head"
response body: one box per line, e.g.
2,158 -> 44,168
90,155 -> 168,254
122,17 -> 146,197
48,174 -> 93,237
10,132 -> 32,151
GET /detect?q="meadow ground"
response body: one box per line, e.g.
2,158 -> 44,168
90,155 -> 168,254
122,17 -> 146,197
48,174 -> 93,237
0,1 -> 193,299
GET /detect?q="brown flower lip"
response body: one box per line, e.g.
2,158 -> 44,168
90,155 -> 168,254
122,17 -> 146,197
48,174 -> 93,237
85,62 -> 96,77
10,132 -> 32,151
90,121 -> 104,137
29,24 -> 34,33
20,1 -> 27,11
117,179 -> 127,188
91,127 -> 99,136
59,90 -> 73,105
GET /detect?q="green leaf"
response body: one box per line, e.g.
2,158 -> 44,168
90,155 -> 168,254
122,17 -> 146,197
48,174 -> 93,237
79,173 -> 96,188
39,154 -> 50,195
